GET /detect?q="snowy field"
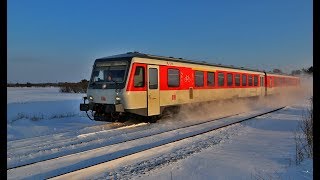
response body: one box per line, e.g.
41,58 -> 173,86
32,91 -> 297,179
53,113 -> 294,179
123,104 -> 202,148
7,87 -> 107,141
7,86 -> 313,179
135,104 -> 313,180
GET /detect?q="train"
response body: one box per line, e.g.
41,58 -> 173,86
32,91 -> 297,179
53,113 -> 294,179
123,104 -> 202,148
80,52 -> 300,122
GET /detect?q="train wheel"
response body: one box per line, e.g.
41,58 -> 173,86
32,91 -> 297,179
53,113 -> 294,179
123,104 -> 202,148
147,115 -> 161,123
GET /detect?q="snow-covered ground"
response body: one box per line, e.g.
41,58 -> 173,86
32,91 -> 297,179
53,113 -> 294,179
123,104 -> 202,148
135,104 -> 313,180
7,86 -> 313,179
7,87 -> 107,141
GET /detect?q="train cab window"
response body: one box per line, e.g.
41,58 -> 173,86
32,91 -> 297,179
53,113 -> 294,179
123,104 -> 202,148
242,74 -> 247,86
195,71 -> 204,87
254,76 -> 258,86
218,72 -> 225,86
248,75 -> 253,86
168,69 -> 180,87
227,73 -> 233,86
207,72 -> 215,86
134,66 -> 145,87
235,74 -> 240,86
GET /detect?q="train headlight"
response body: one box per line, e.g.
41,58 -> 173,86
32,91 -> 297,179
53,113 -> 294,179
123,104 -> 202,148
89,96 -> 94,100
115,96 -> 121,101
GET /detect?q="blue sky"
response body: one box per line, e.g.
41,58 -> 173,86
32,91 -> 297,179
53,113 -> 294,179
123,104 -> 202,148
8,0 -> 312,83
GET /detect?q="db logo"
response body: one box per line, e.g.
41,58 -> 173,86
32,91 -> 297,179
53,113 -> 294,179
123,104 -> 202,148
184,75 -> 191,83
101,96 -> 106,101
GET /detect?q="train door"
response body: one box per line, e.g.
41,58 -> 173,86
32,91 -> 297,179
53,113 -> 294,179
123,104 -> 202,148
264,72 -> 267,96
147,65 -> 160,116
260,76 -> 265,96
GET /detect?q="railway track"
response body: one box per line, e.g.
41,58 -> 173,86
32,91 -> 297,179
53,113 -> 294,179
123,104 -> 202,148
7,118 -> 154,156
7,121 -> 124,148
7,112 -> 239,169
7,106 -> 285,180
7,121 -> 150,168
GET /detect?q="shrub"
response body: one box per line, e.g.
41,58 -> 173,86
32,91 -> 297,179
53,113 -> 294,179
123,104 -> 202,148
294,96 -> 313,165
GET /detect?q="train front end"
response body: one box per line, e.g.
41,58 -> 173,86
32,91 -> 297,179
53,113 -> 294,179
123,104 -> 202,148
80,58 -> 130,121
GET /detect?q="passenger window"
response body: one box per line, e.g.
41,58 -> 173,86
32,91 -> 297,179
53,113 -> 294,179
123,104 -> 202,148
235,74 -> 240,86
254,76 -> 258,86
168,69 -> 180,87
134,66 -> 145,87
248,75 -> 253,86
227,73 -> 233,86
149,68 -> 158,89
274,78 -> 278,87
195,71 -> 204,87
207,72 -> 215,86
218,72 -> 225,86
242,74 -> 247,86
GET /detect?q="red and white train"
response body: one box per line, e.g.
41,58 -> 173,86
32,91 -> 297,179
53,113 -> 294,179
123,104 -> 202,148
80,52 -> 300,122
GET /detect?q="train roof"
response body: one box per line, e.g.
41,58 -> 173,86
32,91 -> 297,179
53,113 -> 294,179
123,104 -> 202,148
96,52 -> 297,77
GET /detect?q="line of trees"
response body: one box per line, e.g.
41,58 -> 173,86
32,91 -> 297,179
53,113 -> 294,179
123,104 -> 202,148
59,79 -> 89,93
272,66 -> 313,75
7,79 -> 89,93
291,66 -> 313,75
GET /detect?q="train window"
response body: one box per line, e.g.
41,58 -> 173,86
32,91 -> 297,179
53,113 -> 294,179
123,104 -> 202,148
254,76 -> 258,86
227,73 -> 233,86
235,74 -> 240,86
260,77 -> 264,87
195,71 -> 204,87
134,66 -> 145,87
248,75 -> 253,86
207,72 -> 215,86
218,72 -> 225,86
274,78 -> 278,87
168,69 -> 180,87
149,68 -> 158,89
279,78 -> 282,86
242,74 -> 247,86
279,78 -> 281,86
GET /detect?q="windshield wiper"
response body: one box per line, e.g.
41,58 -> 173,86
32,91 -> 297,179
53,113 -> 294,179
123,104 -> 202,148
89,82 -> 96,87
111,80 -> 121,90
